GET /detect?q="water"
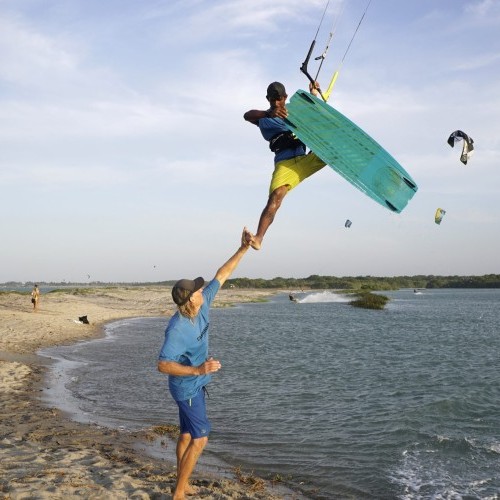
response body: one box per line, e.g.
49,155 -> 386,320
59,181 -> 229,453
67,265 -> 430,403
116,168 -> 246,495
39,289 -> 500,499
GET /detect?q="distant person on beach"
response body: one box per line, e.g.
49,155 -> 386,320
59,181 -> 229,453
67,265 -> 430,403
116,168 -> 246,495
243,80 -> 326,250
31,284 -> 40,311
157,228 -> 251,500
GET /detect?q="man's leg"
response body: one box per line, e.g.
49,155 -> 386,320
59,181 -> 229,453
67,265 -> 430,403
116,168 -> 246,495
174,435 -> 208,499
176,433 -> 191,474
175,433 -> 195,496
248,153 -> 326,250
250,185 -> 288,250
174,391 -> 211,498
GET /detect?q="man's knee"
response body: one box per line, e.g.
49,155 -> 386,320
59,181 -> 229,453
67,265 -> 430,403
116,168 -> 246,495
178,433 -> 191,445
269,185 -> 288,205
192,436 -> 208,451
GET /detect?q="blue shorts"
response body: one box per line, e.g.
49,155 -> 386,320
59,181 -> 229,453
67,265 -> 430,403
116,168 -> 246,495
176,388 -> 211,439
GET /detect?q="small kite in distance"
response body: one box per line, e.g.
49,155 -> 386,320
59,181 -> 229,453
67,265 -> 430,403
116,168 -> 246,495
345,219 -> 352,228
447,130 -> 474,165
435,208 -> 446,225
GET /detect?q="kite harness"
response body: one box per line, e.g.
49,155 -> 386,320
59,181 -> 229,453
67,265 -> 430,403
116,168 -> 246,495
269,131 -> 305,154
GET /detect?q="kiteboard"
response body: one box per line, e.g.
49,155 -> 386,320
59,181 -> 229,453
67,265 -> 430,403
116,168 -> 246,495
284,90 -> 418,213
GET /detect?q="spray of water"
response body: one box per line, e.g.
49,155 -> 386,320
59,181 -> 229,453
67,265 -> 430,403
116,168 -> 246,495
296,291 -> 350,304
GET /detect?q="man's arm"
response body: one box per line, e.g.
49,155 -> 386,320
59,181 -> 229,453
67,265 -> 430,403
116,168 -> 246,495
214,227 -> 251,287
243,109 -> 268,125
158,358 -> 221,376
243,107 -> 288,125
244,84 -> 318,124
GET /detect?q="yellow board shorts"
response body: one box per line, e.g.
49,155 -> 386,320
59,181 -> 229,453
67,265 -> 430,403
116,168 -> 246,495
269,152 -> 326,194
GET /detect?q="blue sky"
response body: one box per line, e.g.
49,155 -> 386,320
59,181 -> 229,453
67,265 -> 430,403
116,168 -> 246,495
1,0 -> 499,282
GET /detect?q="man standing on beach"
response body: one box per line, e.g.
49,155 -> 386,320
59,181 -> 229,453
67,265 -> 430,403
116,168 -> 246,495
157,228 -> 251,499
243,81 -> 326,250
31,284 -> 40,311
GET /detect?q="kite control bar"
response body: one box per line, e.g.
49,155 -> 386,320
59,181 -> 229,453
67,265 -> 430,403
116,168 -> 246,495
300,1 -> 329,101
299,0 -> 372,103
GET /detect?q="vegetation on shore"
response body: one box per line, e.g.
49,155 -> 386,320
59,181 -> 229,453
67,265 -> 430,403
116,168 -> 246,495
226,274 -> 500,290
3,274 -> 500,291
6,274 -> 498,312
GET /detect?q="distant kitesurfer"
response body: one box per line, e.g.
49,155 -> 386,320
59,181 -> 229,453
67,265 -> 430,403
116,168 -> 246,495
243,81 -> 326,250
157,227 -> 251,500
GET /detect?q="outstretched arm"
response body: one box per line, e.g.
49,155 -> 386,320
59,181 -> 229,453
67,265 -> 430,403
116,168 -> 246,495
243,106 -> 288,125
214,227 -> 252,287
243,84 -> 318,125
243,109 -> 268,125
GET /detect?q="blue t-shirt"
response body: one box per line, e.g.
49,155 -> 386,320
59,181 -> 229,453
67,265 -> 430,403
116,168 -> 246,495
259,116 -> 306,163
158,278 -> 220,401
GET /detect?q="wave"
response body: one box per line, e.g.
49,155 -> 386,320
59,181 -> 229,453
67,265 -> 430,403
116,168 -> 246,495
389,432 -> 500,498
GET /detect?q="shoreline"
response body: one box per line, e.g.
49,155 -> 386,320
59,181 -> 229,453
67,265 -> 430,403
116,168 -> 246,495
0,287 -> 300,499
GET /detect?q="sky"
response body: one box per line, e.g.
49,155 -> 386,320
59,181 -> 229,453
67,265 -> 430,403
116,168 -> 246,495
1,0 -> 499,283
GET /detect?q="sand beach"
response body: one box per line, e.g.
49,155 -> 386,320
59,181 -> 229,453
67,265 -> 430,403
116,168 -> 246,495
0,286 -> 292,499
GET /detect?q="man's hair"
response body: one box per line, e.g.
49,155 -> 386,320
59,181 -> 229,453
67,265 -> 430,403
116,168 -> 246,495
178,300 -> 198,318
266,81 -> 287,100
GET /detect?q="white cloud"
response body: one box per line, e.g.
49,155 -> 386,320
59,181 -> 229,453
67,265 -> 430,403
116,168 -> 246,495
451,52 -> 500,72
1,0 -> 499,281
0,15 -> 78,84
464,0 -> 500,19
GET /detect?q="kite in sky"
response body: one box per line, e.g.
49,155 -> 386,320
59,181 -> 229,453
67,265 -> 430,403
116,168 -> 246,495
435,208 -> 446,225
447,130 -> 474,165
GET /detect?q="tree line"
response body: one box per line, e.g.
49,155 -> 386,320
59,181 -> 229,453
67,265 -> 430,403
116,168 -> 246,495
3,274 -> 500,291
224,274 -> 500,290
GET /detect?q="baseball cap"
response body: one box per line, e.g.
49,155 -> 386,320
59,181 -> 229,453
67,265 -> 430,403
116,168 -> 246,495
171,277 -> 205,306
266,81 -> 287,100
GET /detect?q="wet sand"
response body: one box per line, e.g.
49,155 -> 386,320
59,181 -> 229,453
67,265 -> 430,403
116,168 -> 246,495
0,286 -> 297,499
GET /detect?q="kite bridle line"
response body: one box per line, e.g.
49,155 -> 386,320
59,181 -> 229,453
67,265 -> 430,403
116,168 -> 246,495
300,0 -> 372,103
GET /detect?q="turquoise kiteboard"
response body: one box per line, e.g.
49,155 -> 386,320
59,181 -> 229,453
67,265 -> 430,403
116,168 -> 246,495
285,90 -> 418,213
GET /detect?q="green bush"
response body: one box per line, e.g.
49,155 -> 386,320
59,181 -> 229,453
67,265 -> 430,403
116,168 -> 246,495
349,292 -> 389,310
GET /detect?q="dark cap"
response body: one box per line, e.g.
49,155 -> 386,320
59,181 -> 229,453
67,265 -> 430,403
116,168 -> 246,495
266,81 -> 287,100
171,277 -> 204,306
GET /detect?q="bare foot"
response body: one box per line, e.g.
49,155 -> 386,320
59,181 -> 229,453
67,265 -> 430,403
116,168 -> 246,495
250,235 -> 262,250
244,230 -> 262,250
186,485 -> 200,496
172,484 -> 199,498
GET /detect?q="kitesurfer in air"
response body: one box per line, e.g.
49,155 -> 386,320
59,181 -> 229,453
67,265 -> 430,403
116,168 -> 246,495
244,81 -> 326,250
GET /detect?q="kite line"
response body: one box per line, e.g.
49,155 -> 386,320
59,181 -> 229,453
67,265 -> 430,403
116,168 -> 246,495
300,0 -> 372,102
300,0 -> 331,101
